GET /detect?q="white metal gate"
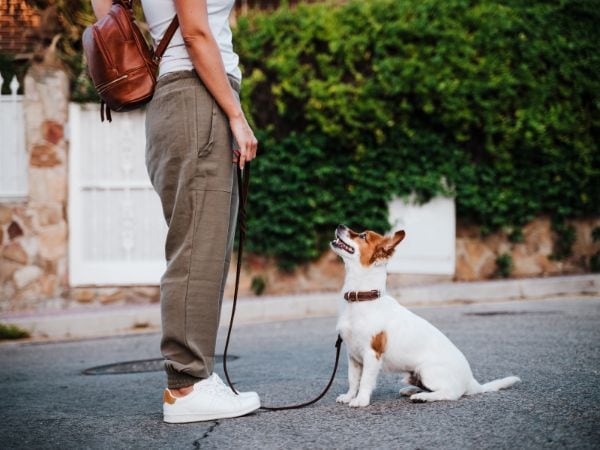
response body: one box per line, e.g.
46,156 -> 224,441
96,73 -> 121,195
0,74 -> 27,200
68,103 -> 167,285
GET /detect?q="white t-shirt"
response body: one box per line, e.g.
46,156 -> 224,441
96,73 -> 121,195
141,0 -> 241,81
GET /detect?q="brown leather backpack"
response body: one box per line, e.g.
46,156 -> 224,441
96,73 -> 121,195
82,0 -> 179,121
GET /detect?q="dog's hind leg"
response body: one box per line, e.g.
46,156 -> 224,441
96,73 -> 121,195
400,372 -> 429,396
399,386 -> 422,396
409,366 -> 463,402
410,389 -> 462,402
349,352 -> 382,407
337,356 -> 362,404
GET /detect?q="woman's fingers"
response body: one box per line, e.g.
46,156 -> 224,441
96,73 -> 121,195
239,136 -> 257,168
250,136 -> 258,159
244,138 -> 257,162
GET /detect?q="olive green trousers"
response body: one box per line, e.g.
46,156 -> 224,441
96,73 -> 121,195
145,70 -> 240,389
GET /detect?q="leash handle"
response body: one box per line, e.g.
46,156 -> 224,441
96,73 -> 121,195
222,163 -> 343,410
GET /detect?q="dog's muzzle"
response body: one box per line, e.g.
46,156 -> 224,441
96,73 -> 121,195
332,235 -> 354,254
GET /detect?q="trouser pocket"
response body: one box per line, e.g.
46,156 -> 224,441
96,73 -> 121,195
197,93 -> 217,158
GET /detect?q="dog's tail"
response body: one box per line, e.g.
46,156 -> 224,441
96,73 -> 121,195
466,376 -> 521,395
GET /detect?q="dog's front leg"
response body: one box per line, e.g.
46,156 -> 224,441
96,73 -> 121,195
349,352 -> 382,407
336,356 -> 362,404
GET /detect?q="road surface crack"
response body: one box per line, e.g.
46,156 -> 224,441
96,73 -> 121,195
192,421 -> 219,448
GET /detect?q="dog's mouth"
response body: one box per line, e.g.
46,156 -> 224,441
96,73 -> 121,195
331,236 -> 355,254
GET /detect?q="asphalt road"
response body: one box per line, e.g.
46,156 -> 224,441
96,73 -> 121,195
1,297 -> 598,449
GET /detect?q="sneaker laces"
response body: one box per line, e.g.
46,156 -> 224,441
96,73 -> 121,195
201,374 -> 236,396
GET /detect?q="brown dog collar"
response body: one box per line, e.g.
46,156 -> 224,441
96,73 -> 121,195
344,290 -> 381,302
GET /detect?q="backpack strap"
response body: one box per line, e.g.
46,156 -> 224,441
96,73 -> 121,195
153,15 -> 180,63
119,0 -> 179,63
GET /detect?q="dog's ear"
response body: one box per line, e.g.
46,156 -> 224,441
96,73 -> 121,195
382,230 -> 405,255
369,230 -> 406,265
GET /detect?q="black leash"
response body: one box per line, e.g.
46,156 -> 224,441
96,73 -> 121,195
222,163 -> 343,411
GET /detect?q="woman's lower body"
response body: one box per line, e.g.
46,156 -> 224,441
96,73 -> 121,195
145,70 -> 239,389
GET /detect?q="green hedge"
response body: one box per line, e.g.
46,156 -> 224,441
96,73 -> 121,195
233,0 -> 600,268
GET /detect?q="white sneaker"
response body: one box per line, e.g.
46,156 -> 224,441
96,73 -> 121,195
163,374 -> 261,423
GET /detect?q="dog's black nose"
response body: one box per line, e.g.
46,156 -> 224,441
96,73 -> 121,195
337,224 -> 347,233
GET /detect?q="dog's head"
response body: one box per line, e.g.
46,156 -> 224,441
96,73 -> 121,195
330,224 -> 405,267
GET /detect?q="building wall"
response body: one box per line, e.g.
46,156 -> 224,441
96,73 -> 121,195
0,0 -> 40,56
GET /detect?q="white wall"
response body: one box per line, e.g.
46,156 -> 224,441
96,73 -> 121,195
387,195 -> 456,275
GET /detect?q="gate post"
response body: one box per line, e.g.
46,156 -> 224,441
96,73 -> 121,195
12,63 -> 69,307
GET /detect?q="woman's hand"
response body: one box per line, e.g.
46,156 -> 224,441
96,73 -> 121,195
229,113 -> 258,169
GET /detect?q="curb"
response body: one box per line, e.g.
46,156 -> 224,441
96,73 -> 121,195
1,274 -> 598,340
392,273 -> 600,304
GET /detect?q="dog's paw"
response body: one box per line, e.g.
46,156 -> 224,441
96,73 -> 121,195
349,396 -> 370,407
336,393 -> 355,404
410,393 -> 428,403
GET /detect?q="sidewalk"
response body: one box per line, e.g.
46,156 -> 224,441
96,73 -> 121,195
1,274 -> 598,340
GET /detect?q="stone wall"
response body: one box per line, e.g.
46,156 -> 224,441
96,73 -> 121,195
0,64 -> 69,313
455,217 -> 600,281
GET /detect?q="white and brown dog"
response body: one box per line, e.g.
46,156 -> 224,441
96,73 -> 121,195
331,224 -> 520,407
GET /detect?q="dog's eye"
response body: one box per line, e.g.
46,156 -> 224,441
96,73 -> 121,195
359,233 -> 367,240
